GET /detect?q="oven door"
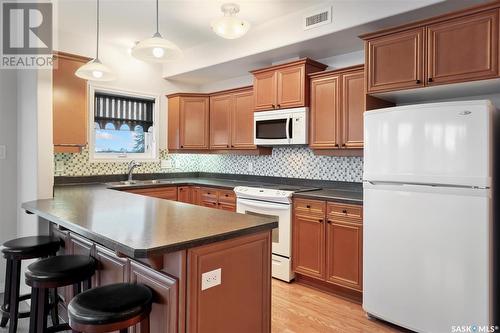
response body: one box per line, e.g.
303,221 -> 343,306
254,113 -> 291,145
236,198 -> 291,258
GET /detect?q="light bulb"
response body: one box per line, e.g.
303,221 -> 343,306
92,70 -> 103,78
152,47 -> 165,58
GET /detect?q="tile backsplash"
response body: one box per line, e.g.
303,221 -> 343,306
54,146 -> 363,182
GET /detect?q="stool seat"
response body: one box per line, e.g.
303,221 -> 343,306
25,255 -> 96,288
68,283 -> 153,326
2,236 -> 60,259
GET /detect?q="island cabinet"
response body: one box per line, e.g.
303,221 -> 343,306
251,58 -> 327,111
292,198 -> 363,302
362,3 -> 500,94
52,52 -> 91,153
210,87 -> 255,150
167,94 -> 210,150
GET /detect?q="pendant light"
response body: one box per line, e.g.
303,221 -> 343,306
211,3 -> 250,39
75,0 -> 115,81
131,0 -> 182,63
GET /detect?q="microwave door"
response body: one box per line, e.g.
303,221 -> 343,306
254,117 -> 290,145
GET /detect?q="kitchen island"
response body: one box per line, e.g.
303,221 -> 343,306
22,184 -> 278,333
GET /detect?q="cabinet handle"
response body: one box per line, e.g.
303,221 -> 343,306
416,79 -> 421,84
180,145 -> 184,148
231,144 -> 234,147
342,143 -> 346,147
225,194 -> 229,197
272,104 -> 276,109
226,145 -> 229,148
428,78 -> 433,82
306,205 -> 311,208
318,219 -> 323,223
327,219 -> 332,224
342,209 -> 347,214
277,104 -> 281,108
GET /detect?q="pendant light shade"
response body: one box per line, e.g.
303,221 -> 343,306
75,0 -> 115,81
131,0 -> 182,63
75,59 -> 115,81
211,3 -> 250,39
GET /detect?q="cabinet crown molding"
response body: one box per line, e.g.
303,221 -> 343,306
249,57 -> 327,74
359,0 -> 500,40
308,64 -> 364,79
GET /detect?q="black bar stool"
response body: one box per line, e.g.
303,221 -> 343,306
68,283 -> 153,333
1,236 -> 61,333
25,254 -> 97,333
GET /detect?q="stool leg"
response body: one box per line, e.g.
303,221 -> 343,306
72,283 -> 81,296
8,259 -> 21,333
82,277 -> 91,291
49,288 -> 59,326
28,288 -> 39,333
119,329 -> 128,333
139,316 -> 150,333
0,258 -> 12,327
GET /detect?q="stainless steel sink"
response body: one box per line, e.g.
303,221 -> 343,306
106,179 -> 175,187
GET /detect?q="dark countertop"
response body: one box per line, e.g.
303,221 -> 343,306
22,184 -> 278,259
292,188 -> 363,205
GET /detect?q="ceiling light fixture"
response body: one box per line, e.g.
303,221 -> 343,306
131,0 -> 182,63
75,0 -> 115,81
211,3 -> 250,39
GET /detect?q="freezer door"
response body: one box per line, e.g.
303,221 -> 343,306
363,182 -> 492,333
364,100 -> 493,187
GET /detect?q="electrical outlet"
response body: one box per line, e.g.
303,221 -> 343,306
161,159 -> 173,169
0,145 -> 5,160
55,161 -> 65,173
201,268 -> 221,291
247,161 -> 253,173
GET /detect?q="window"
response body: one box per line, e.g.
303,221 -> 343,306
89,86 -> 158,161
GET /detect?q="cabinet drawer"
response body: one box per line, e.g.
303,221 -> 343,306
327,202 -> 362,220
294,198 -> 325,216
218,189 -> 236,204
200,188 -> 218,203
126,186 -> 178,201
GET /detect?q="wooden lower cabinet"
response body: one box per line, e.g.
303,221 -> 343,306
292,199 -> 363,299
129,261 -> 178,333
177,186 -> 192,203
200,187 -> 236,212
93,245 -> 129,286
124,186 -> 178,201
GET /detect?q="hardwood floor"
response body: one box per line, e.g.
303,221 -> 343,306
272,279 -> 409,333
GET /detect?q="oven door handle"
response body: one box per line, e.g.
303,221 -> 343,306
237,199 -> 291,210
285,116 -> 291,142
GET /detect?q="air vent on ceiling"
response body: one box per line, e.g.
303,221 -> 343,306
303,6 -> 332,30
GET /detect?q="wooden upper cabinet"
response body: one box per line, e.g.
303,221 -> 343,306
167,94 -> 209,150
210,94 -> 232,149
180,96 -> 209,149
231,90 -> 255,149
253,71 -> 277,111
426,9 -> 499,85
251,58 -> 327,112
53,52 -> 91,153
309,75 -> 340,149
276,65 -> 305,109
366,28 -> 424,93
341,70 -> 365,149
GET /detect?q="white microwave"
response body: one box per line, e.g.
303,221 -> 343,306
254,108 -> 308,146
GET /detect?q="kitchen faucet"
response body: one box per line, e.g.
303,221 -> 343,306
127,160 -> 142,182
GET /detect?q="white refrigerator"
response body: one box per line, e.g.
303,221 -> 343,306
363,100 -> 496,333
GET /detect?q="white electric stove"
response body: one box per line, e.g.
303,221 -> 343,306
234,185 -> 318,282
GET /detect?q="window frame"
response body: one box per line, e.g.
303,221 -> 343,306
88,84 -> 160,162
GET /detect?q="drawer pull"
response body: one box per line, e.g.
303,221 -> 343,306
342,209 -> 347,214
306,205 -> 311,208
318,219 -> 323,223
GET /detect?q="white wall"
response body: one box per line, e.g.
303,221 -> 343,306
0,71 -> 19,291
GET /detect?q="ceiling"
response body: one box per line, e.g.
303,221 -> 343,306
55,0 -> 319,50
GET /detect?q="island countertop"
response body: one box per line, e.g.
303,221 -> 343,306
21,184 -> 278,259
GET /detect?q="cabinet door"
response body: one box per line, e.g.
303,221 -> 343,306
276,65 -> 305,109
231,90 -> 256,149
177,186 -> 192,203
210,94 -> 232,149
53,54 -> 88,151
292,213 -> 325,279
341,70 -> 365,149
180,97 -> 209,149
129,261 -> 178,333
309,75 -> 341,149
192,187 -> 202,206
93,245 -> 129,288
253,71 -> 277,111
426,10 -> 498,85
366,28 -> 425,93
325,219 -> 363,291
